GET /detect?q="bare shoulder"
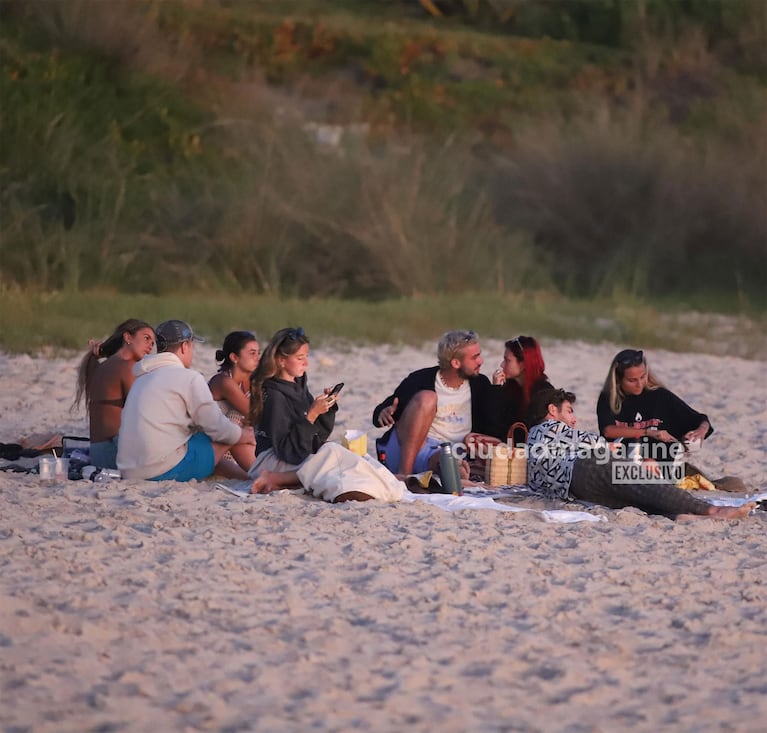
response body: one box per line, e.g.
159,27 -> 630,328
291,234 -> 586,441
208,371 -> 228,399
92,354 -> 128,381
90,355 -> 135,400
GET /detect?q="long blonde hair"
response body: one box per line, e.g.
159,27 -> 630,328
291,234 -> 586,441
602,349 -> 663,414
249,327 -> 310,426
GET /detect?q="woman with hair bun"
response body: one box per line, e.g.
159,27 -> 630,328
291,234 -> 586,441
209,331 -> 260,424
208,331 -> 260,472
73,319 -> 155,467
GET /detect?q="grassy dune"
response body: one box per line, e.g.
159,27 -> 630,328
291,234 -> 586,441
1,1 -> 765,318
1,290 -> 764,359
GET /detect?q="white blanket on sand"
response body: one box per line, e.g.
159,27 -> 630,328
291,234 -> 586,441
214,480 -> 606,524
400,488 -> 604,523
705,490 -> 767,506
215,481 -> 766,524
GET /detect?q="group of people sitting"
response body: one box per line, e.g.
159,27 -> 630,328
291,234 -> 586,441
74,321 -> 754,520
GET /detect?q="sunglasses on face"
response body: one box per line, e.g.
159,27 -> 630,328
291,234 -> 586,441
616,349 -> 644,367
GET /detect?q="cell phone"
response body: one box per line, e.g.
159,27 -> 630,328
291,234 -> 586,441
327,382 -> 344,400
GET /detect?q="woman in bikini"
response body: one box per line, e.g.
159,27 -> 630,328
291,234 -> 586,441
73,319 -> 155,468
208,331 -> 260,474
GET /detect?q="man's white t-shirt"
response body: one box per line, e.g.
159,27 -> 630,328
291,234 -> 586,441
428,373 -> 472,444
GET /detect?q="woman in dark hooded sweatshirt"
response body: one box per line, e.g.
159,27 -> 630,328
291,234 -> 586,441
248,327 -> 337,476
247,327 -> 381,503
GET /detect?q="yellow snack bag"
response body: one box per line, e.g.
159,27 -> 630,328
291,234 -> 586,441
677,473 -> 716,491
342,430 -> 368,457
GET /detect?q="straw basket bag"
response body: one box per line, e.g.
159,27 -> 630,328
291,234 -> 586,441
485,422 -> 528,486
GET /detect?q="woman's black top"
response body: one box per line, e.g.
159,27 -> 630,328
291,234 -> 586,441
486,377 -> 555,439
596,387 -> 713,442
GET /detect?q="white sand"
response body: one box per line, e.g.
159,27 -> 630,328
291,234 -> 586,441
1,340 -> 766,732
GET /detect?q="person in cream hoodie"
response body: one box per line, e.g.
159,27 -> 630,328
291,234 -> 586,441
117,320 -> 256,482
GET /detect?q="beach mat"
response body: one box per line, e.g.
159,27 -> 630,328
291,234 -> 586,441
214,480 -> 604,523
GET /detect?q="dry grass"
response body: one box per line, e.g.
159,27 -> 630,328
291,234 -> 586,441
2,0 -> 765,307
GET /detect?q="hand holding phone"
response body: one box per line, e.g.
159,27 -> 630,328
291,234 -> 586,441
326,382 -> 344,402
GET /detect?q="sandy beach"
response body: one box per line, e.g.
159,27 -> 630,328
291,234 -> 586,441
1,339 -> 766,732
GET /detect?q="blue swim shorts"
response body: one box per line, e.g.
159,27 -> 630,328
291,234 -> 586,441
377,429 -> 441,474
150,432 -> 215,482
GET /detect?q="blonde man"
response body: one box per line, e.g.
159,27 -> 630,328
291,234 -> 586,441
372,330 -> 493,476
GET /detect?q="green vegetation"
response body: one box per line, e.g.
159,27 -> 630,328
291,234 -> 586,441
1,290 -> 764,359
1,1 -> 765,316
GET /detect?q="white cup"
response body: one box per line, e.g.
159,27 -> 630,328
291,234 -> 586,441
39,456 -> 56,483
684,439 -> 702,455
55,457 -> 69,480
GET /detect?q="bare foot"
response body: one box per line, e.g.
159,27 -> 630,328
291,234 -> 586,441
250,470 -> 282,494
214,458 -> 250,481
677,502 -> 756,521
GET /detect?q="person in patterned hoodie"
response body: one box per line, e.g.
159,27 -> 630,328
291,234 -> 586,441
526,389 -> 753,521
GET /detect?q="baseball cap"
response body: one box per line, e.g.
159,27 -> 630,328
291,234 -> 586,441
155,320 -> 205,352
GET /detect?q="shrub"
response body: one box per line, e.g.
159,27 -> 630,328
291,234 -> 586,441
492,119 -> 767,303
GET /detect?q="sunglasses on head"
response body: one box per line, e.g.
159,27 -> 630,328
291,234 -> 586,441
462,330 -> 477,342
508,336 -> 527,358
616,349 -> 644,368
284,326 -> 305,341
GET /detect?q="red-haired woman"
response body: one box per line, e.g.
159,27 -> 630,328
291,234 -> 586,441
490,336 -> 554,435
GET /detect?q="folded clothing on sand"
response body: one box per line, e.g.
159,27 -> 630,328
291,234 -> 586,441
0,443 -> 45,460
297,443 -> 404,503
19,432 -> 63,452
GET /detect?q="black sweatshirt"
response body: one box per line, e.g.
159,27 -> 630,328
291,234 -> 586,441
485,377 -> 555,438
256,374 -> 336,465
597,387 -> 713,442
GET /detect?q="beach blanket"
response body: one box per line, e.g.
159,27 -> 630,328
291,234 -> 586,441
215,479 -> 766,522
214,478 -> 605,523
399,488 -> 605,523
703,489 -> 767,507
